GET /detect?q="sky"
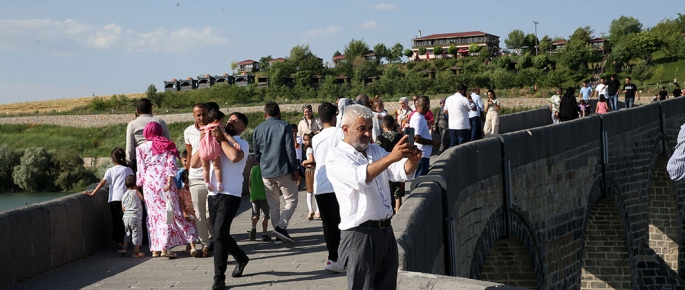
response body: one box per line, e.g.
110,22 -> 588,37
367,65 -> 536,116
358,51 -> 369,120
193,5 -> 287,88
0,0 -> 679,104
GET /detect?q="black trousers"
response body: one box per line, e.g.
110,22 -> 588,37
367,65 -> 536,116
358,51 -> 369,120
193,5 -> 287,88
315,193 -> 341,262
208,194 -> 248,282
109,201 -> 124,244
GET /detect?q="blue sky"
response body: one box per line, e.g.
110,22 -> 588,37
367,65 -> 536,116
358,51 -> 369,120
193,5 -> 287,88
0,0 -> 678,104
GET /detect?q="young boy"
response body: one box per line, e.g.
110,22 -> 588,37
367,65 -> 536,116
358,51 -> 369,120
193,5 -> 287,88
175,150 -> 188,189
248,165 -> 271,242
121,175 -> 145,258
375,115 -> 405,213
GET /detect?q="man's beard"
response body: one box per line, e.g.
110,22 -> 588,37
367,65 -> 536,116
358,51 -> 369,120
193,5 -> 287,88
351,139 -> 369,152
225,125 -> 237,136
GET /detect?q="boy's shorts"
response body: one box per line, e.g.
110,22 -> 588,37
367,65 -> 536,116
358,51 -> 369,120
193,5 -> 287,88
123,216 -> 143,246
251,200 -> 270,219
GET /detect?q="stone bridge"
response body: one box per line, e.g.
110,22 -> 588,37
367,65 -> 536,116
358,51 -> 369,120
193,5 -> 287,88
396,97 -> 685,289
2,98 -> 685,289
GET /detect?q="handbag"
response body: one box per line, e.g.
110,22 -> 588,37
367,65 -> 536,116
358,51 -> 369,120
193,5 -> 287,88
166,191 -> 174,225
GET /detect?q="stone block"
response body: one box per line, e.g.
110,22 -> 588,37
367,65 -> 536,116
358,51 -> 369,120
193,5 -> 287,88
7,209 -> 33,282
26,206 -> 51,275
0,213 -> 13,287
63,196 -> 85,261
45,201 -> 69,268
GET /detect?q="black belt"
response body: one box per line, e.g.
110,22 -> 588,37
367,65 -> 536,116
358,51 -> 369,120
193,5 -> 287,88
359,219 -> 391,229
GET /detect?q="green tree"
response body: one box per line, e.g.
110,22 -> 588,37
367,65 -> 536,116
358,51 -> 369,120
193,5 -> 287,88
496,56 -> 511,69
433,46 -> 444,58
524,33 -> 538,52
389,43 -> 404,63
146,84 -> 163,108
259,55 -> 273,72
560,40 -> 593,72
468,43 -> 482,56
0,144 -> 21,192
630,31 -> 661,63
448,44 -> 458,58
570,26 -> 594,43
654,65 -> 665,86
403,48 -> 414,59
343,39 -> 370,60
518,54 -> 533,69
504,29 -> 526,51
538,35 -> 552,54
373,43 -> 388,63
418,46 -> 427,56
13,147 -> 52,192
51,149 -> 96,191
652,18 -> 684,60
609,16 -> 643,44
289,44 -> 324,73
632,60 -> 654,84
532,55 -> 550,70
610,44 -> 633,71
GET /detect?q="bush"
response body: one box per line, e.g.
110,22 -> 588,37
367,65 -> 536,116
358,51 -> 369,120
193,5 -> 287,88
13,147 -> 52,192
51,149 -> 97,191
0,144 -> 21,192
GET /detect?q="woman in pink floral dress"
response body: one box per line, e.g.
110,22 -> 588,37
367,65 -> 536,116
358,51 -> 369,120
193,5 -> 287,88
136,122 -> 198,258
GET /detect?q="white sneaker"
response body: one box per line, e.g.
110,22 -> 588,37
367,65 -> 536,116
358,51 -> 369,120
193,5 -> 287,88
324,260 -> 345,273
274,238 -> 284,245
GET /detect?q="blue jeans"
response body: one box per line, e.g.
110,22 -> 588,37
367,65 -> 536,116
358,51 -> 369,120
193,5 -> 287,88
609,94 -> 618,111
416,157 -> 430,176
625,98 -> 634,108
469,116 -> 482,141
449,129 -> 469,147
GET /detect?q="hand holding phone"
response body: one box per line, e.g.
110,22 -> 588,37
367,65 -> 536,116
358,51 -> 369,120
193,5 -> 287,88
404,127 -> 415,147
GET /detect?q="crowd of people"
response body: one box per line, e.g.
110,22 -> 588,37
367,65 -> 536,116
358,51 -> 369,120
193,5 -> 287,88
549,75 -> 684,123
82,86 -> 504,289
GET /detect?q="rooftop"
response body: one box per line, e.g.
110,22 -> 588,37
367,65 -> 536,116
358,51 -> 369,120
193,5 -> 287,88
413,31 -> 498,41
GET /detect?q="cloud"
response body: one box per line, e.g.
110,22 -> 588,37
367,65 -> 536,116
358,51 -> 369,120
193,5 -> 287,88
360,21 -> 377,30
372,3 -> 397,10
0,18 -> 229,54
300,25 -> 341,42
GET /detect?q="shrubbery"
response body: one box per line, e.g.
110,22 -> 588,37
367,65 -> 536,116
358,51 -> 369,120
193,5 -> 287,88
0,145 -> 97,193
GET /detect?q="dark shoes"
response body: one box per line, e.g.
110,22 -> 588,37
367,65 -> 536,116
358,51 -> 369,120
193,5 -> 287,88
211,280 -> 225,290
232,257 -> 249,278
262,234 -> 272,242
249,228 -> 256,241
271,227 -> 295,243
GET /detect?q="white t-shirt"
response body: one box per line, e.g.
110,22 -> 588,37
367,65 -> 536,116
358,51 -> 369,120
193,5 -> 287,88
103,165 -> 134,202
596,83 -> 608,98
183,124 -> 203,180
312,127 -> 344,195
295,136 -> 303,161
469,93 -> 484,118
208,136 -> 249,197
409,112 -> 432,158
305,147 -> 313,161
445,93 -> 475,130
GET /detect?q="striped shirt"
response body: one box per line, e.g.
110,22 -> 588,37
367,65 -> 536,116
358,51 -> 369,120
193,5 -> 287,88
667,123 -> 685,181
184,124 -> 203,180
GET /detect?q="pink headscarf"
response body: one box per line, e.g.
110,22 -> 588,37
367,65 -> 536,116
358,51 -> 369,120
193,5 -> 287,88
143,122 -> 179,156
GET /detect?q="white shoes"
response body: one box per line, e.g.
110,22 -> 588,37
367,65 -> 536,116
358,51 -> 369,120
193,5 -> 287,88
324,260 -> 345,273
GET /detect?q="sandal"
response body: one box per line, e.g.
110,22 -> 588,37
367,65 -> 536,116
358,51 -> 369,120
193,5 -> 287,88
190,248 -> 198,257
118,249 -> 127,256
151,251 -> 161,258
202,247 -> 211,258
161,251 -> 177,259
132,252 -> 146,258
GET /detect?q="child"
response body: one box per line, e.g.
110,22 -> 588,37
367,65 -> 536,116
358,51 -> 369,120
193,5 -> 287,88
578,99 -> 587,117
595,94 -> 611,114
375,115 -> 405,213
200,109 -> 240,192
248,165 -> 272,242
84,147 -> 133,252
178,170 -> 199,257
371,96 -> 387,143
121,175 -> 145,258
301,133 -> 319,220
174,150 -> 188,190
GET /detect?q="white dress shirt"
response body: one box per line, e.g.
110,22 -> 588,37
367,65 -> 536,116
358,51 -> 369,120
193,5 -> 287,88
444,93 -> 475,130
312,127 -> 345,195
326,141 -> 415,230
183,124 -> 203,180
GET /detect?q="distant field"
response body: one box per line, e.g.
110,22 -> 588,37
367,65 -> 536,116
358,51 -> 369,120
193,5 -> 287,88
0,93 -> 145,115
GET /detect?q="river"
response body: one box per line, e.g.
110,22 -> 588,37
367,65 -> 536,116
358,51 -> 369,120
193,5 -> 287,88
0,192 -> 74,213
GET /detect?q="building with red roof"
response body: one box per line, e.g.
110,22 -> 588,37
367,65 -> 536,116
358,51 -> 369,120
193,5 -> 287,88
410,31 -> 500,60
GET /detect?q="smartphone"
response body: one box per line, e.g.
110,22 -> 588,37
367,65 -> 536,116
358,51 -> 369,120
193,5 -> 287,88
404,127 -> 415,147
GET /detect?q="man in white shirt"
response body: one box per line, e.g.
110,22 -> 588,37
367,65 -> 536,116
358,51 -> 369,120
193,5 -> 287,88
184,103 -> 213,256
326,104 -> 421,290
409,95 -> 438,176
208,112 -> 250,290
469,88 -> 485,141
312,102 -> 346,273
125,98 -> 170,166
444,84 -> 477,147
594,77 -> 609,100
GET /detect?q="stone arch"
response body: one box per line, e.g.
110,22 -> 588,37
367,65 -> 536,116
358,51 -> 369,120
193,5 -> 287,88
580,191 -> 631,290
647,154 -> 679,272
473,207 -> 541,289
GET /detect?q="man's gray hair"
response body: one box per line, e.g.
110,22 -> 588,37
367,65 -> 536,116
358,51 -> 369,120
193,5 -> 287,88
342,104 -> 374,126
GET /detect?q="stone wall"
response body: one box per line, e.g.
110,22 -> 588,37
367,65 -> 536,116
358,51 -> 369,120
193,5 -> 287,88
396,98 -> 685,289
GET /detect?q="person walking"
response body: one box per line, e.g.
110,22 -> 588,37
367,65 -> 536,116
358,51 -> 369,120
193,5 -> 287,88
444,84 -> 477,147
558,87 -> 580,122
607,74 -> 621,111
622,77 -> 639,109
469,88 -> 485,141
483,89 -> 501,135
549,88 -> 562,124
126,98 -> 169,167
252,102 -> 300,244
433,98 -> 450,153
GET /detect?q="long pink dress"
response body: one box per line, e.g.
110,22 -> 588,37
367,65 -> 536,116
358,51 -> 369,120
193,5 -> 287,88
136,141 -> 197,251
